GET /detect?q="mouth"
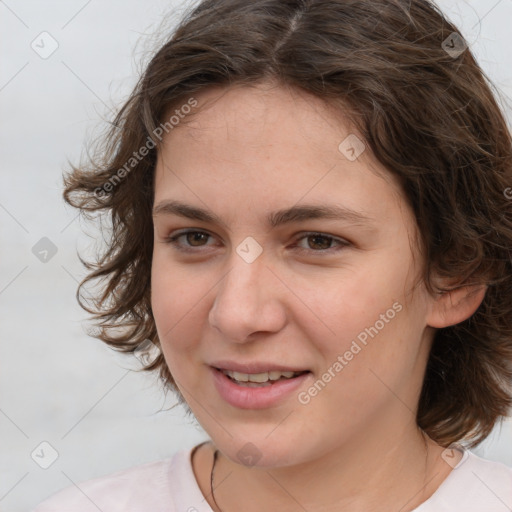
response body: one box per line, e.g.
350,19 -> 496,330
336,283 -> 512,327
215,367 -> 311,387
210,366 -> 312,409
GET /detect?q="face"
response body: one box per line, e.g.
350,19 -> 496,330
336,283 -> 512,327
151,82 -> 437,468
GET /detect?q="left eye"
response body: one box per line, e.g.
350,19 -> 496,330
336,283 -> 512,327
165,230 -> 348,254
294,232 -> 348,253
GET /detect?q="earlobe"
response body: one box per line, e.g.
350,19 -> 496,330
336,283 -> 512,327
426,283 -> 487,329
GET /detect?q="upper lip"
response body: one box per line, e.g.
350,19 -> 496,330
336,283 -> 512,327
210,360 -> 310,374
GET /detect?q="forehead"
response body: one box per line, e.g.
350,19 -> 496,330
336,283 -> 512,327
154,83 -> 415,236
158,84 -> 391,183
168,82 -> 359,156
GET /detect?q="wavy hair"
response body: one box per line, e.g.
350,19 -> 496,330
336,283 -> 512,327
64,0 -> 512,447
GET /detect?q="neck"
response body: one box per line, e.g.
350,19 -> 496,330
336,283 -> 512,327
208,421 -> 452,512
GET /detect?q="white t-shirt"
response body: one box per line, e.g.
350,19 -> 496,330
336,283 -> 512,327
32,445 -> 512,511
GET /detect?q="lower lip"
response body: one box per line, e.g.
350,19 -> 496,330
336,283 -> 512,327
210,367 -> 311,409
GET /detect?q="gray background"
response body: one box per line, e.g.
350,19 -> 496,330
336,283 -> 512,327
1,1 -> 511,511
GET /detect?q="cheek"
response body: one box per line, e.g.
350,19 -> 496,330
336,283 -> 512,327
151,256 -> 176,330
297,254 -> 424,371
150,253 -> 217,367
298,265 -> 402,336
151,255 -> 195,345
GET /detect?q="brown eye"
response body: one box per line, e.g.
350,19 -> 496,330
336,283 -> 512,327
185,232 -> 210,246
305,234 -> 333,250
165,230 -> 215,252
165,230 -> 349,256
294,232 -> 349,255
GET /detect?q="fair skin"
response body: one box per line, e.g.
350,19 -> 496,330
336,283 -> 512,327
151,82 -> 485,512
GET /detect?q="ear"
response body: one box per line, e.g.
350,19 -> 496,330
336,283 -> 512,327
426,282 -> 487,329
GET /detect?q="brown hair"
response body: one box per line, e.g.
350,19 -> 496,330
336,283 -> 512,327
64,0 -> 512,447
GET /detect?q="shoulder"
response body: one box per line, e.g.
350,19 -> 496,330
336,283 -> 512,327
416,449 -> 512,511
31,449 -> 191,512
463,451 -> 512,491
465,451 -> 512,501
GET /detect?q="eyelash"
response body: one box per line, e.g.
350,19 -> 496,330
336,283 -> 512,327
164,230 -> 349,255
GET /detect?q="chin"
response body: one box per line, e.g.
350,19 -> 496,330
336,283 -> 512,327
214,436 -> 308,469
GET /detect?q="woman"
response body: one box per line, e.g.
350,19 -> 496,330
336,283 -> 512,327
33,0 -> 512,510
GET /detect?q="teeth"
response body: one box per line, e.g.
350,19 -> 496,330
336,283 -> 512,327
222,369 -> 300,383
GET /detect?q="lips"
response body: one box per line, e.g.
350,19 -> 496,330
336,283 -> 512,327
210,366 -> 312,409
221,368 -> 309,385
209,360 -> 310,374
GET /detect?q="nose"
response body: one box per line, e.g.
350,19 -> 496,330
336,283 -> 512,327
208,249 -> 287,342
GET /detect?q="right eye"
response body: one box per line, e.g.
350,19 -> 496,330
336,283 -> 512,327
165,230 -> 217,252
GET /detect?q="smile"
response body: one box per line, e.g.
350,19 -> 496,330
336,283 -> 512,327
220,369 -> 309,386
211,367 -> 312,409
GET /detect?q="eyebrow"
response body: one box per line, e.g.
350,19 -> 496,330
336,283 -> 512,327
152,200 -> 375,230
